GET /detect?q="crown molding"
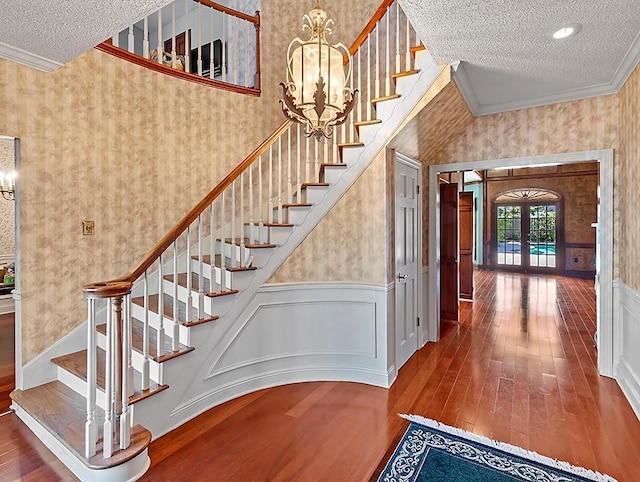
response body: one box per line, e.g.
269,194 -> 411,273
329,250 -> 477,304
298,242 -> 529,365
0,42 -> 62,72
453,29 -> 640,117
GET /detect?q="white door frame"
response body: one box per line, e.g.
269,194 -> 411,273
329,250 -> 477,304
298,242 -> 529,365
395,152 -> 425,352
428,149 -> 614,377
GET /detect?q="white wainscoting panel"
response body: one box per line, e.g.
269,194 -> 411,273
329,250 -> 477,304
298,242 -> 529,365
613,280 -> 640,420
133,282 -> 394,438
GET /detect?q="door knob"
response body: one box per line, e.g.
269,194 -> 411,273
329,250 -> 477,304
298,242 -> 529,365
398,274 -> 408,279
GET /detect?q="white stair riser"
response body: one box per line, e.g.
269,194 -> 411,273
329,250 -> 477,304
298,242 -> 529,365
302,186 -> 328,204
244,225 -> 292,245
130,303 -> 190,345
285,207 -> 312,225
96,331 -> 163,383
161,278 -> 237,314
321,167 -> 346,184
187,261 -> 234,290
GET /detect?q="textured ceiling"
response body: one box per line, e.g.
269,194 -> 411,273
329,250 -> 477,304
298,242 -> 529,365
0,0 -> 172,66
399,0 -> 640,115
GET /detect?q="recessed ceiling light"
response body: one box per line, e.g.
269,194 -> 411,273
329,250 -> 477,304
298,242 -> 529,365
552,23 -> 582,40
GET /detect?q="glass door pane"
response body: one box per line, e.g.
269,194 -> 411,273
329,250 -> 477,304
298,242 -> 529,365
496,205 -> 522,267
528,204 -> 556,268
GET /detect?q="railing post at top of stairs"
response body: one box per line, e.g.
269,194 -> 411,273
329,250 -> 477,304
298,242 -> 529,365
83,280 -> 133,460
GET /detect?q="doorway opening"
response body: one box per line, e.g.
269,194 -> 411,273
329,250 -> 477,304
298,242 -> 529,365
428,149 -> 613,377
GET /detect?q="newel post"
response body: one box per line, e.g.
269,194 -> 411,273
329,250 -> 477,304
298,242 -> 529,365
83,280 -> 133,459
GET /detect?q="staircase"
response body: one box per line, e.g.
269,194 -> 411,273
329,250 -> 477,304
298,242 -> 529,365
10,1 -> 450,480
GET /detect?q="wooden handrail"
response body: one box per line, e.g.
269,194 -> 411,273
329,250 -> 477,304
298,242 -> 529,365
84,0 -> 396,298
349,0 -> 395,56
195,0 -> 259,25
84,121 -> 292,297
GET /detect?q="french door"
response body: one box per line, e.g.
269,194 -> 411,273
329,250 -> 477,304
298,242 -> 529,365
494,202 -> 561,272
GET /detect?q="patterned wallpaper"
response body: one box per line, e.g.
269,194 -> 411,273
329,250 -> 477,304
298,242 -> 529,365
0,139 -> 15,258
269,149 -> 388,285
618,64 -> 640,291
0,0 -> 383,363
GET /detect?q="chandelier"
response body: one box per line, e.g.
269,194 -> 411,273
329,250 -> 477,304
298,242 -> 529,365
0,171 -> 15,201
280,5 -> 357,140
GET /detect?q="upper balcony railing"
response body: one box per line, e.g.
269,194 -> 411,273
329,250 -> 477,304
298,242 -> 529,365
97,0 -> 261,96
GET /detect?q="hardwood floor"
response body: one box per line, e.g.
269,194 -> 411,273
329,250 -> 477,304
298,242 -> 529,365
1,271 -> 640,481
0,312 -> 14,415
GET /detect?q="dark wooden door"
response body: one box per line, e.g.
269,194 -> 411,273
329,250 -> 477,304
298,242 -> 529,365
164,30 -> 191,56
440,183 -> 459,322
459,192 -> 474,300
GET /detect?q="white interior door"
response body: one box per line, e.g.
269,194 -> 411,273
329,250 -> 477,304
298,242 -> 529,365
395,156 -> 420,370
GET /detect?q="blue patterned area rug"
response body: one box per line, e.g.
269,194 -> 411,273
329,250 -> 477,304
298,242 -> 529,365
374,415 -> 616,482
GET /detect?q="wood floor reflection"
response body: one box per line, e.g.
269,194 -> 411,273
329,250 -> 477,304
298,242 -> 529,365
1,270 -> 639,481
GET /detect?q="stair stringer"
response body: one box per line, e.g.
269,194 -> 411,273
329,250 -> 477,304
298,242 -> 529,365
132,53 -> 452,439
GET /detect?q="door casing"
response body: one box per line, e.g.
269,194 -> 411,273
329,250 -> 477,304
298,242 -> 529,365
428,149 -> 614,377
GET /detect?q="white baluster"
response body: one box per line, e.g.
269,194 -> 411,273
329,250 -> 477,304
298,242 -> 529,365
222,15 -> 227,82
85,299 -> 97,458
184,0 -> 190,73
357,51 -> 362,126
240,174 -> 246,267
198,214 -> 205,316
375,21 -> 380,99
231,181 -> 237,267
171,3 -> 176,67
305,136 -> 310,184
296,124 -> 302,201
128,25 -> 135,54
120,294 -> 131,450
197,2 -> 203,76
157,9 -> 163,64
332,132 -> 338,165
233,17 -> 239,85
314,138 -> 319,182
258,155 -> 264,243
406,14 -> 411,71
221,192 -> 227,281
157,254 -> 165,358
278,136 -> 283,224
249,165 -> 255,245
323,137 -> 328,171
185,225 -> 193,325
367,36 -> 372,120
103,299 -> 114,459
245,21 -> 250,87
112,31 -> 119,49
385,10 -> 391,96
142,272 -> 150,390
287,128 -> 293,204
143,17 -> 149,59
268,146 -> 273,224
209,5 -> 215,78
210,203 -> 217,291
396,2 -> 401,74
172,240 -> 179,351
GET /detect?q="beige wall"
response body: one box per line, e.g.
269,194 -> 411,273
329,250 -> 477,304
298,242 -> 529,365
0,0 -> 381,363
618,64 -> 640,291
0,139 -> 15,258
269,149 -> 388,285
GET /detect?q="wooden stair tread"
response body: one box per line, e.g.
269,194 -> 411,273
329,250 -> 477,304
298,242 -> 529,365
221,238 -> 276,248
392,69 -> 420,80
51,349 -> 171,403
132,294 -> 219,327
301,182 -> 330,188
283,203 -> 312,208
354,119 -> 382,128
247,222 -> 294,227
189,254 -> 256,272
338,142 -> 365,149
371,93 -> 401,104
11,381 -> 151,469
410,45 -> 427,54
96,317 -> 195,364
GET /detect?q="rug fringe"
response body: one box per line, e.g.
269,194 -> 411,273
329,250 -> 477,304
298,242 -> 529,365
399,414 -> 617,482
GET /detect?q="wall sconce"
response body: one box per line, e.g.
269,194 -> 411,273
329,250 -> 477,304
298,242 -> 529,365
0,171 -> 16,201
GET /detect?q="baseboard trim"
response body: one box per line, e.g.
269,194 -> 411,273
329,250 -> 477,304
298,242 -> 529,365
616,359 -> 640,421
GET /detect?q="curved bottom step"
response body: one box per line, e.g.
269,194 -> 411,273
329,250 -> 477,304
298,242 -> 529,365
11,381 -> 151,481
